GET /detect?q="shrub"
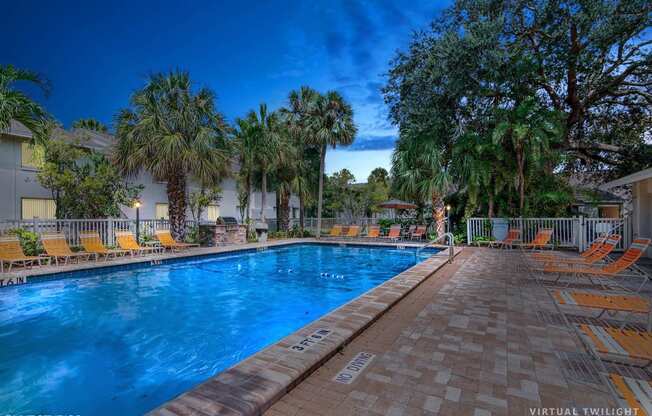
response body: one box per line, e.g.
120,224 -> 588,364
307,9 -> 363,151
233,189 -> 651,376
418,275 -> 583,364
6,228 -> 42,256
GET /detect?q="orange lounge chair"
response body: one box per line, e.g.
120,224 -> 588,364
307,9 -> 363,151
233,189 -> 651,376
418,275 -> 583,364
577,324 -> 652,366
365,225 -> 380,238
155,230 -> 199,251
608,374 -> 652,415
552,290 -> 650,329
115,231 -> 162,256
79,231 -> 128,261
489,228 -> 521,249
535,235 -> 621,265
41,233 -> 92,265
534,234 -> 607,261
411,225 -> 427,240
327,225 -> 342,238
383,225 -> 402,241
538,239 -> 651,289
0,235 -> 46,273
518,228 -> 554,250
345,225 -> 360,238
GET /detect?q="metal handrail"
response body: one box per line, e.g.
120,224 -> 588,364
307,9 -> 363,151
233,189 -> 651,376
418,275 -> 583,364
416,232 -> 455,263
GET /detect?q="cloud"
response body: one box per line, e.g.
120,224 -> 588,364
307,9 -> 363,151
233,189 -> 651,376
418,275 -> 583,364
347,134 -> 397,151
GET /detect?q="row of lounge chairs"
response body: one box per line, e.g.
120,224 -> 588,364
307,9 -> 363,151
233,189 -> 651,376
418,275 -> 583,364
0,230 -> 198,273
516,229 -> 652,413
325,224 -> 428,240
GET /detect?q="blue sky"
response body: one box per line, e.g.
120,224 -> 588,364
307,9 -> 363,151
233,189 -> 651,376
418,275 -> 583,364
4,0 -> 448,181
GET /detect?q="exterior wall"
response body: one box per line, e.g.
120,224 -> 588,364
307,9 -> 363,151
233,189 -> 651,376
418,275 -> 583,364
633,178 -> 652,258
0,135 -> 54,220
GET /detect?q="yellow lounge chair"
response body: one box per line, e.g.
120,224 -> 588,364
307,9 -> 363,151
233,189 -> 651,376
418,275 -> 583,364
115,231 -> 162,256
365,225 -> 380,238
154,230 -> 199,251
41,233 -> 92,265
0,235 -> 46,273
79,231 -> 128,261
346,225 -> 360,238
328,225 -> 342,237
608,374 -> 652,415
535,235 -> 621,265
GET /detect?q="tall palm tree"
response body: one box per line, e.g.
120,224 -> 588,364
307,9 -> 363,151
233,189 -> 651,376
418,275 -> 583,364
281,86 -> 320,232
306,91 -> 356,237
246,104 -> 282,222
0,64 -> 50,143
72,118 -> 108,133
233,116 -> 258,222
113,70 -> 230,238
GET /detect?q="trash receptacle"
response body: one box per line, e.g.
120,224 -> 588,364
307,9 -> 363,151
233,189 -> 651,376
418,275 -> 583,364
255,222 -> 268,243
491,218 -> 509,242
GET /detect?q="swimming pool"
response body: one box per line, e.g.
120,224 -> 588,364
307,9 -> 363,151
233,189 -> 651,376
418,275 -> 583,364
0,243 -> 436,415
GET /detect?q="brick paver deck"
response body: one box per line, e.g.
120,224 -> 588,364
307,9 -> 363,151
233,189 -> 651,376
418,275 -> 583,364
265,248 -> 618,416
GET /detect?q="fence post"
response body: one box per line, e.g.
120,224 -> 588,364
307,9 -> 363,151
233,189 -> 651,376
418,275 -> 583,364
466,220 -> 471,245
107,218 -> 114,247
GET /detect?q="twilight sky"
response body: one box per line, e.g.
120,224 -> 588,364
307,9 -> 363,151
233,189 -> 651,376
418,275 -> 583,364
4,0 -> 449,181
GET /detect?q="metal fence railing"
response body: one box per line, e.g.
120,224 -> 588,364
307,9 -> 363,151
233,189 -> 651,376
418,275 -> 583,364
466,217 -> 632,252
0,219 -> 198,247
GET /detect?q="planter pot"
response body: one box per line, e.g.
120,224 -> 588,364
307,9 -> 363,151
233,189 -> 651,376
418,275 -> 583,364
255,222 -> 269,243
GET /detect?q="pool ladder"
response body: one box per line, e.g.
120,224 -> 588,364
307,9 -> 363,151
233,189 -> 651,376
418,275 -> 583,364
415,232 -> 455,264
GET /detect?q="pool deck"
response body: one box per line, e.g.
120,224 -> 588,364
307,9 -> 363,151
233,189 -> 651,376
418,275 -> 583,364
264,248 -> 630,416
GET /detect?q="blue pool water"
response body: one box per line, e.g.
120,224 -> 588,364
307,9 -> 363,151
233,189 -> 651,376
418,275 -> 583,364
0,243 -> 434,415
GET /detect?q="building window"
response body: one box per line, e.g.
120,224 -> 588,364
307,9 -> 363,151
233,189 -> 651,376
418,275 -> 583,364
155,203 -> 169,220
21,142 -> 44,169
21,198 -> 56,219
207,205 -> 220,221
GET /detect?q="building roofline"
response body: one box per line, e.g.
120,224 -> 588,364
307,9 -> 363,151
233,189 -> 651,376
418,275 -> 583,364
600,168 -> 652,189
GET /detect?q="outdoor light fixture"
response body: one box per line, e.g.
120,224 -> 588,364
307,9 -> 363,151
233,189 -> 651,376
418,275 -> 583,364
134,200 -> 142,242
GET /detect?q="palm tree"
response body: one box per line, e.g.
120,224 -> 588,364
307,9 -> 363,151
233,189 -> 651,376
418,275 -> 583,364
233,116 -> 258,223
492,98 -> 561,214
0,64 -> 50,143
392,135 -> 451,237
246,104 -> 281,222
281,86 -> 320,232
306,91 -> 356,237
72,118 -> 108,132
113,70 -> 230,238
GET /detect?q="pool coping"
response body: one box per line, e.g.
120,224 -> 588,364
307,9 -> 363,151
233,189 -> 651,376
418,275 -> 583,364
0,238 -> 433,288
147,245 -> 461,416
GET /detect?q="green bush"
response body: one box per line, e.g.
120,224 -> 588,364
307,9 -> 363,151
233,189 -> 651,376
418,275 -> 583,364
6,228 -> 42,256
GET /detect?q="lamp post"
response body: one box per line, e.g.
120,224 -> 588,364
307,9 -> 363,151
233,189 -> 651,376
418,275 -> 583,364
134,200 -> 142,243
445,205 -> 452,233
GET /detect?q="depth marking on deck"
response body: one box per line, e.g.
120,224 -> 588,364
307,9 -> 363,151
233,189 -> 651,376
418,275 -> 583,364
333,352 -> 376,384
289,328 -> 332,352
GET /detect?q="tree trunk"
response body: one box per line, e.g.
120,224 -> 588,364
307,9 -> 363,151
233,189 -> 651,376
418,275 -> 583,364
299,192 -> 305,233
431,192 -> 446,238
279,188 -> 290,232
316,144 -> 326,239
167,173 -> 187,240
488,192 -> 495,219
516,149 -> 525,214
260,169 -> 267,222
246,173 -> 252,222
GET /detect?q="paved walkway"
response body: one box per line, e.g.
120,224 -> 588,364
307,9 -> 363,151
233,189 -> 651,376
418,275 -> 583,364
266,248 -> 616,416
